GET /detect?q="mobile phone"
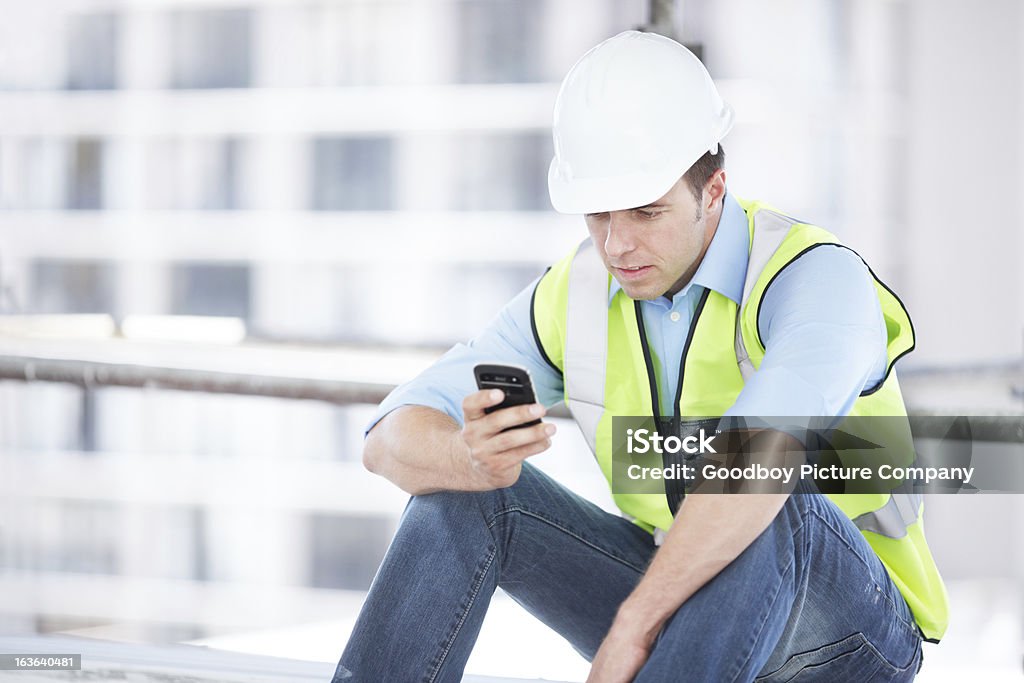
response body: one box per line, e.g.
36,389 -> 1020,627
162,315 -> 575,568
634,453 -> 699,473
473,363 -> 542,430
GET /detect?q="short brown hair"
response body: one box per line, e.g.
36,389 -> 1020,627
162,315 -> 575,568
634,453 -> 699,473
682,146 -> 725,201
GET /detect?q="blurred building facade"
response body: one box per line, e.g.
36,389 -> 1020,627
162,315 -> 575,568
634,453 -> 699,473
0,0 -> 646,643
0,0 -> 1022,660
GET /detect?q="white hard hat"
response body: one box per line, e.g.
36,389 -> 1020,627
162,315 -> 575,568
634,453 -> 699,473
547,30 -> 734,214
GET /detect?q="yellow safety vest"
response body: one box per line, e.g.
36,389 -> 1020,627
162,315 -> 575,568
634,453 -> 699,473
530,197 -> 948,641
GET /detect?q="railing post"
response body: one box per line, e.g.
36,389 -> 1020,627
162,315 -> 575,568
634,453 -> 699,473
80,386 -> 96,453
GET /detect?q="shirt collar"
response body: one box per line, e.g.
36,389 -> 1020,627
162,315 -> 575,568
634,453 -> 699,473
607,191 -> 749,307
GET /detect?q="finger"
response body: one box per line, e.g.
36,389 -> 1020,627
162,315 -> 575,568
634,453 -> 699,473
500,437 -> 553,463
489,421 -> 555,454
462,389 -> 506,421
484,402 -> 547,433
467,420 -> 548,461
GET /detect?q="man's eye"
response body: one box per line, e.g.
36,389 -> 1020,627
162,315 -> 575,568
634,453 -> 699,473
635,209 -> 661,219
586,212 -> 609,219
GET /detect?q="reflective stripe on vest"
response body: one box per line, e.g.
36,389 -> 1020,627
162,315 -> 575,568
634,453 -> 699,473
734,208 -> 792,380
852,485 -> 923,539
565,239 -> 609,455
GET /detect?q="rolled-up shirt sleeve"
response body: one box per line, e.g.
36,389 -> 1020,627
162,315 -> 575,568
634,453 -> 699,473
366,275 -> 565,435
725,245 -> 889,421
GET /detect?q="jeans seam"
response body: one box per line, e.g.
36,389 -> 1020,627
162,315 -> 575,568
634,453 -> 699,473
425,546 -> 497,683
732,500 -> 806,683
859,632 -> 920,675
806,508 -> 921,639
753,632 -> 862,683
503,503 -> 521,576
486,505 -> 648,575
807,508 -> 874,572
729,557 -> 795,683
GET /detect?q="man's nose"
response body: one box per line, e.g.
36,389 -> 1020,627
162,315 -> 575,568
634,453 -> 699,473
604,212 -> 636,258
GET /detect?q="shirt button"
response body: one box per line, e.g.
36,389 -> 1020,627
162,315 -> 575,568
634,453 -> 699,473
670,312 -> 681,322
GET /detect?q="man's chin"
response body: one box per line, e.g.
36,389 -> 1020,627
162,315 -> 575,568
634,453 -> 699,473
618,283 -> 662,301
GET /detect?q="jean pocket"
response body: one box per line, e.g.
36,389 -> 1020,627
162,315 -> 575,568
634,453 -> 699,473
755,632 -> 912,683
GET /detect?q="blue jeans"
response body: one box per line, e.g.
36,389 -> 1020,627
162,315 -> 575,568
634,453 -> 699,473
334,461 -> 923,682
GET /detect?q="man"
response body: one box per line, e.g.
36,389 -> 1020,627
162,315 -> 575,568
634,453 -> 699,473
334,31 -> 947,682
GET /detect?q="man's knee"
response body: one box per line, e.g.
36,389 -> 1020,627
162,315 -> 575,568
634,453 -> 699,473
412,461 -> 541,516
401,482 -> 514,537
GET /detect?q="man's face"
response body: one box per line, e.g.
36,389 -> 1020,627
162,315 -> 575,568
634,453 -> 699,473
584,173 -> 725,300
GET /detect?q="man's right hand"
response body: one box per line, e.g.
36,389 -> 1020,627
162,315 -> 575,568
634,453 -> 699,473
461,389 -> 557,490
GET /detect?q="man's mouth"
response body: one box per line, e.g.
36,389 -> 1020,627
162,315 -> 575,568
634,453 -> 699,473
613,265 -> 653,280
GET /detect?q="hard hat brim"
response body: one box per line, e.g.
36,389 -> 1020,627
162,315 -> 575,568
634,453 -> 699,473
547,158 -> 686,215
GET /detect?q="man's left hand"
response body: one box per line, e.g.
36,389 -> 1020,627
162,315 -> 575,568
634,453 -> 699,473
586,622 -> 656,683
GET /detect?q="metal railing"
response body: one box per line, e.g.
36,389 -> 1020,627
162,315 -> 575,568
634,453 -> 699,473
1,342 -> 1020,441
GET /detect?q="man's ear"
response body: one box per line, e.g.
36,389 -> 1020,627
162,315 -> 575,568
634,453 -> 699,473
705,169 -> 727,212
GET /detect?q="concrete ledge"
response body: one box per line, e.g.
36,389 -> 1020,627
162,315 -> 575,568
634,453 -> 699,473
0,634 -> 568,683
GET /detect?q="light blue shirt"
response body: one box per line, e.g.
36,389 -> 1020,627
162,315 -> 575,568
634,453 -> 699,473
369,193 -> 889,432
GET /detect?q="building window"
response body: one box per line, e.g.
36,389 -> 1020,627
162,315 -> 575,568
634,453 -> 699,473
3,138 -> 65,210
23,501 -> 119,575
66,13 -> 119,90
31,260 -> 116,314
336,263 -> 544,346
452,132 -> 551,211
307,514 -> 394,590
66,138 -> 105,210
170,9 -> 252,89
170,138 -> 240,211
143,138 -> 240,210
456,0 -> 545,83
181,138 -> 241,210
311,137 -> 394,211
170,263 -> 251,320
56,502 -> 119,574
